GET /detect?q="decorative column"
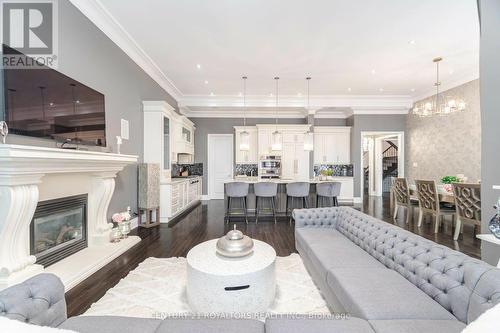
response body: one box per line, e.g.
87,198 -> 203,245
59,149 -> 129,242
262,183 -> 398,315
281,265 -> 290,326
87,172 -> 117,246
0,175 -> 44,289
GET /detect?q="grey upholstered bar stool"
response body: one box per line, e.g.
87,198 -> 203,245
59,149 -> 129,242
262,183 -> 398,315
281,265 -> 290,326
286,182 -> 310,224
316,182 -> 342,207
254,182 -> 278,224
225,182 -> 249,224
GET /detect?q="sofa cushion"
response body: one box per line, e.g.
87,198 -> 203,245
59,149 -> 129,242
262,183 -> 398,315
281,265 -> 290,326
368,319 -> 465,333
295,228 -> 345,254
59,316 -> 162,333
327,268 -> 456,320
157,318 -> 265,333
265,316 -> 374,333
307,238 -> 385,281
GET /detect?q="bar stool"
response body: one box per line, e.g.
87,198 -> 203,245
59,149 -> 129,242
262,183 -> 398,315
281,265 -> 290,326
254,182 -> 278,224
286,182 -> 310,224
316,182 -> 341,207
225,182 -> 249,224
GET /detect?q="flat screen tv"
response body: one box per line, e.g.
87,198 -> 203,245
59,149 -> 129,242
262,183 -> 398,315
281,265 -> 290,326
2,45 -> 106,147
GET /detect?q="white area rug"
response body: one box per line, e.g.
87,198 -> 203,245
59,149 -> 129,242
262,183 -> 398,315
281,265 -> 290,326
84,253 -> 331,318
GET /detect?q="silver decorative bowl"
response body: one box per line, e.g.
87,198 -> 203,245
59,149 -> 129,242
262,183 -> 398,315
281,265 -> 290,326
216,225 -> 254,258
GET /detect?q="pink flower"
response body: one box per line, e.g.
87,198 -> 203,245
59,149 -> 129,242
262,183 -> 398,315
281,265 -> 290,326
443,184 -> 453,193
112,213 -> 124,224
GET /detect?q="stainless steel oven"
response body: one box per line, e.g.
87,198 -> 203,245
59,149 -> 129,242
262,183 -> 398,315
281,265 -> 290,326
259,155 -> 281,179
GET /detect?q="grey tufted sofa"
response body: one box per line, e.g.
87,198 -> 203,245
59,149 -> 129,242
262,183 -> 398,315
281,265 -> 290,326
293,206 -> 500,333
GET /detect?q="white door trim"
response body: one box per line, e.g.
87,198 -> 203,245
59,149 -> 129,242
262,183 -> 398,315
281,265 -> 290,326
207,134 -> 234,200
360,131 -> 405,202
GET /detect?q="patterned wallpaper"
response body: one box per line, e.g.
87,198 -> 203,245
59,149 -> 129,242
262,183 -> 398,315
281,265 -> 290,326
406,79 -> 480,183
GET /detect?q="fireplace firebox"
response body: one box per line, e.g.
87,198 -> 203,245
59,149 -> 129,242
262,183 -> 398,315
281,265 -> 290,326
30,194 -> 88,267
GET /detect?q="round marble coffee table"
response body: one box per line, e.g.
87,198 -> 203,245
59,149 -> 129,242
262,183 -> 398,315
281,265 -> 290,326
186,238 -> 276,314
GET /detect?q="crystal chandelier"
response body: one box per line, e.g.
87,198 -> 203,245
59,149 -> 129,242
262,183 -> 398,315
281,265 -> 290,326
412,57 -> 466,117
239,76 -> 250,151
271,76 -> 282,151
303,77 -> 314,151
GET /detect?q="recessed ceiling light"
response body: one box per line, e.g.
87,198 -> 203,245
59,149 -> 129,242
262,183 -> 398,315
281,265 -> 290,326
410,88 -> 416,92
347,88 -> 352,92
210,92 -> 215,96
49,102 -> 54,106
269,93 -> 273,97
408,40 -> 416,45
75,100 -> 80,104
371,69 -> 376,75
196,64 -> 201,69
379,88 -> 384,92
238,92 -> 242,97
449,69 -> 454,74
204,80 -> 209,84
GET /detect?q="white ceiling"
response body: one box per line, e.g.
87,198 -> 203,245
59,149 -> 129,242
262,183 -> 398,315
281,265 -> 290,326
73,0 -> 479,116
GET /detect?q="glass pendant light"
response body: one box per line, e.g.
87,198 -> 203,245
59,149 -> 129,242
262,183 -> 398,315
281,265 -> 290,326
239,76 -> 250,151
271,76 -> 282,151
303,77 -> 314,151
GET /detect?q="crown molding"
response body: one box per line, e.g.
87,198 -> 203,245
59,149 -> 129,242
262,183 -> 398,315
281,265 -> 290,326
69,0 -> 183,100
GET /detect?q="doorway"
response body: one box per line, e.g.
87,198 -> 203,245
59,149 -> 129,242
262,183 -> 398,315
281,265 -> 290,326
208,134 -> 234,200
361,132 -> 404,201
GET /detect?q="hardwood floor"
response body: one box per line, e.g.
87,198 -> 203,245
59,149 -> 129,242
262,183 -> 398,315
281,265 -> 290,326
66,195 -> 481,316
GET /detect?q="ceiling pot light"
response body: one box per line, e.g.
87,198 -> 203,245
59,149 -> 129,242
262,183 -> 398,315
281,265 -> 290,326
239,76 -> 250,151
271,77 -> 282,151
204,80 -> 209,84
304,77 -> 314,151
412,57 -> 466,117
196,64 -> 201,69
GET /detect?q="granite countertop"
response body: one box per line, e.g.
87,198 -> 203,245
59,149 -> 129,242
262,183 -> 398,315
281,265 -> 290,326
162,175 -> 202,184
225,176 -> 353,184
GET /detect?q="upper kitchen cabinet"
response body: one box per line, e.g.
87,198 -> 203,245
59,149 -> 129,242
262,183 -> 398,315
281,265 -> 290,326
143,101 -> 196,181
314,126 -> 351,164
234,126 -> 258,163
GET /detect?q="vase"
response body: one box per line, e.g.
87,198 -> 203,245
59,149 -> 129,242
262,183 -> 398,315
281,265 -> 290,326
489,213 -> 500,239
119,221 -> 131,239
109,227 -> 122,243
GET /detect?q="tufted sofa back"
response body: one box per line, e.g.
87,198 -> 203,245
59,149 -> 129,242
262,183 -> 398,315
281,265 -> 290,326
294,206 -> 500,324
0,273 -> 67,327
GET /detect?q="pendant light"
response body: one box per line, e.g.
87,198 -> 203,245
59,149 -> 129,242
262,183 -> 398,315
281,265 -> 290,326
271,76 -> 282,151
303,77 -> 314,151
239,76 -> 250,151
412,57 -> 466,117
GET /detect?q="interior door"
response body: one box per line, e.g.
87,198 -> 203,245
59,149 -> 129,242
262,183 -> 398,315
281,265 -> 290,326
208,134 -> 233,199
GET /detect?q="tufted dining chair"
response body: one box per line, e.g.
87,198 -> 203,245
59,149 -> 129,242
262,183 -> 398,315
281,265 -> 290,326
415,180 -> 455,233
452,183 -> 481,241
392,178 -> 419,224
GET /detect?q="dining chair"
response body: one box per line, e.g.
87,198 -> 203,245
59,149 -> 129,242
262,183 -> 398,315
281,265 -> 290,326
392,178 -> 419,224
414,180 -> 455,233
452,183 -> 481,241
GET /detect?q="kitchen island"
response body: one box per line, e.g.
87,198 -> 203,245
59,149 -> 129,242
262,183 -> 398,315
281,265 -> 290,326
224,177 -> 354,217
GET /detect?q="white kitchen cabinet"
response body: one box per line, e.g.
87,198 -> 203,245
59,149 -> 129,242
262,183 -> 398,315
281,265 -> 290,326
331,177 -> 354,201
234,127 -> 258,163
160,177 -> 202,223
257,129 -> 275,156
314,127 -> 351,164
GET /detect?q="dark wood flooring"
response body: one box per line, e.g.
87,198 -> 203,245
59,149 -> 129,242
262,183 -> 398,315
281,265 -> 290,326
66,194 -> 481,316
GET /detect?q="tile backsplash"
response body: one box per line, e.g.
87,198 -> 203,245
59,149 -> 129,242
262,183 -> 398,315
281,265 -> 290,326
171,163 -> 203,177
314,164 -> 353,177
235,164 -> 258,176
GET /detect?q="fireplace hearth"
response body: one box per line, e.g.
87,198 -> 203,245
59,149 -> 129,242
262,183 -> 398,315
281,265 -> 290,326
30,194 -> 88,267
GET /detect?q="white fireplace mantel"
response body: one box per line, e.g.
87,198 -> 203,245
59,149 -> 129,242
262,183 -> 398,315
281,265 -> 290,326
0,144 -> 139,290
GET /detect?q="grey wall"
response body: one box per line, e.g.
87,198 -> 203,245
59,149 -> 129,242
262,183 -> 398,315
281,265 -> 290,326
348,114 -> 407,198
1,1 -> 177,218
191,117 -> 306,194
314,118 -> 347,126
479,0 -> 500,265
406,80 -> 480,183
